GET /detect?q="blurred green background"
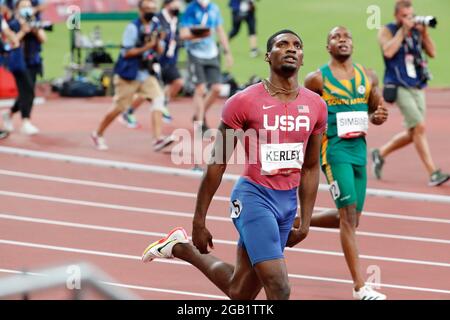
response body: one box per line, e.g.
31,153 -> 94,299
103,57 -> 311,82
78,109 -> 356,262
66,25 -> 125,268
42,0 -> 450,86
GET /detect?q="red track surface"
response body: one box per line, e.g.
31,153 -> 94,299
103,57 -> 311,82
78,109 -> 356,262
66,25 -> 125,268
0,88 -> 449,300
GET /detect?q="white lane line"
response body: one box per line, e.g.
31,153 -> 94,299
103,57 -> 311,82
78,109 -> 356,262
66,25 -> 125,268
6,212 -> 450,246
1,169 -> 448,224
101,282 -> 227,300
1,239 -> 449,296
0,189 -> 229,222
311,227 -> 450,245
287,274 -> 450,295
0,268 -> 226,299
1,189 -> 450,247
0,169 -> 229,202
1,146 -> 449,204
0,212 -> 449,268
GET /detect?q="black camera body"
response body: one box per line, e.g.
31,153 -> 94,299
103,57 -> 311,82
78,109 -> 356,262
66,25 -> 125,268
138,22 -> 164,74
24,13 -> 54,32
29,20 -> 54,32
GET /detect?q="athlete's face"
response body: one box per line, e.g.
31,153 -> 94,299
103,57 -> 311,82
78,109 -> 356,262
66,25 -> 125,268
327,27 -> 353,60
266,33 -> 304,75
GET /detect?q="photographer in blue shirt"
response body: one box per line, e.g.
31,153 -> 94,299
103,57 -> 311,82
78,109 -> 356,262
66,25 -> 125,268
180,0 -> 233,134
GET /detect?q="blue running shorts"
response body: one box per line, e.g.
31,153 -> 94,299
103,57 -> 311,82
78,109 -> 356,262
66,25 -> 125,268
230,177 -> 298,266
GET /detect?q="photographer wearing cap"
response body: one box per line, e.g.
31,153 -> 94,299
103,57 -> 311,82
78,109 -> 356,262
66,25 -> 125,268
92,0 -> 176,152
2,0 -> 46,136
371,0 -> 449,186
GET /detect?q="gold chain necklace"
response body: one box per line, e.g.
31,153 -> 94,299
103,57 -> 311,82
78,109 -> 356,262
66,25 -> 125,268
262,79 -> 300,97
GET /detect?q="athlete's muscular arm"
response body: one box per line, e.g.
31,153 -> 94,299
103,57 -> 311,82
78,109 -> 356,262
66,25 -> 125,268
366,68 -> 388,126
287,133 -> 323,247
193,122 -> 238,254
304,70 -> 323,96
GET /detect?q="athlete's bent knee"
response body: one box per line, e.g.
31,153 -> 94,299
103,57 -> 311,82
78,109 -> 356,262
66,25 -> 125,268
264,276 -> 291,300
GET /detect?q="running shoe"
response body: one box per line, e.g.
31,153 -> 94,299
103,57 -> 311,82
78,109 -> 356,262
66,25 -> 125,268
162,106 -> 173,124
429,169 -> 450,187
91,131 -> 108,151
142,227 -> 189,262
119,112 -> 139,129
0,130 -> 9,140
21,120 -> 39,136
371,148 -> 384,180
153,135 -> 175,152
353,285 -> 386,300
2,111 -> 14,132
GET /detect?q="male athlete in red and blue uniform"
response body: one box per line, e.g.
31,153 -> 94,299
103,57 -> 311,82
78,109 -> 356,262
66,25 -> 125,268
141,29 -> 327,300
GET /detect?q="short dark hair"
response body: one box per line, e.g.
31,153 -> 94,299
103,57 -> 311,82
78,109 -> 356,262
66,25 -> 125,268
138,0 -> 155,9
266,29 -> 302,52
395,0 -> 412,14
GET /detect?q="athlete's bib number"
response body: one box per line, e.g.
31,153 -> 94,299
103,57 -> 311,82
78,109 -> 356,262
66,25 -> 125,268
336,111 -> 368,139
260,143 -> 304,175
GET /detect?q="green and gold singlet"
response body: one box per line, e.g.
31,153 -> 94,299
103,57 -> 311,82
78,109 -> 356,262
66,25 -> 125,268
320,63 -> 372,166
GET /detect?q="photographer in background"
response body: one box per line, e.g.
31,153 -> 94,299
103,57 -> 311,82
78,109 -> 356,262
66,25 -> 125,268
1,0 -> 46,20
180,0 -> 233,135
92,0 -> 175,152
120,0 -> 185,129
371,0 -> 449,186
228,0 -> 259,58
2,0 -> 46,136
0,11 -> 19,139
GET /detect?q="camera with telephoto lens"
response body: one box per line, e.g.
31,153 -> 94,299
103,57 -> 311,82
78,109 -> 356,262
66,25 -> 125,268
24,14 -> 54,32
414,16 -> 437,28
29,20 -> 54,32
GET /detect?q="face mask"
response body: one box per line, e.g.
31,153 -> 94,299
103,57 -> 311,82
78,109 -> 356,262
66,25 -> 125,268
198,0 -> 210,8
19,7 -> 33,19
170,9 -> 180,17
143,12 -> 155,22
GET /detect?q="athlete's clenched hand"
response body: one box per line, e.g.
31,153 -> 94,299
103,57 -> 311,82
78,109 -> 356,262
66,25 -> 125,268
192,224 -> 214,254
286,216 -> 309,247
286,227 -> 309,248
370,104 -> 389,125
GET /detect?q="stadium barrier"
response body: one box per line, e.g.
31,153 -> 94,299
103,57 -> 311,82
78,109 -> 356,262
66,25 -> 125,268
0,146 -> 449,204
0,262 -> 140,299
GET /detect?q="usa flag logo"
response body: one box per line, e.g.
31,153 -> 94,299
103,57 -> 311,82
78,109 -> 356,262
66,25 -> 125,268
298,105 -> 310,113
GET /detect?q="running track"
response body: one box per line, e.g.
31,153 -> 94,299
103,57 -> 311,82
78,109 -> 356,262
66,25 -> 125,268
0,89 -> 449,300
